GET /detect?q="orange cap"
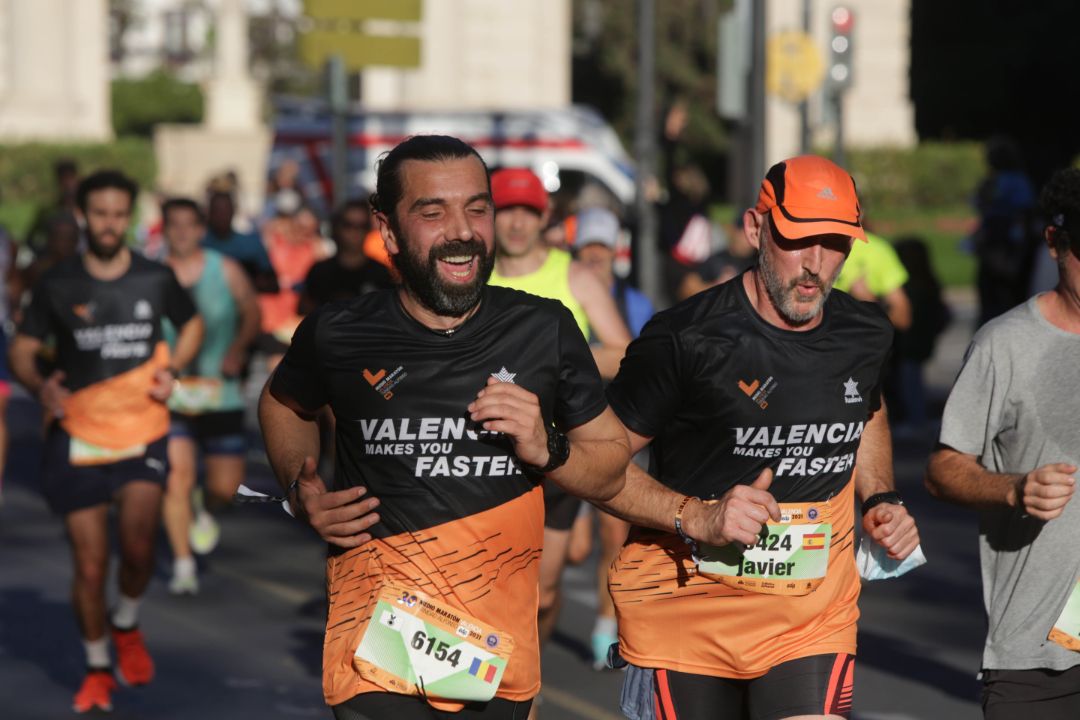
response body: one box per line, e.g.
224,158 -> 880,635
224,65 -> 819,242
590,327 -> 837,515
755,156 -> 866,242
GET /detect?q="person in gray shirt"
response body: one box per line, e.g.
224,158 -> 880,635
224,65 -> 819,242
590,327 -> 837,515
926,166 -> 1080,720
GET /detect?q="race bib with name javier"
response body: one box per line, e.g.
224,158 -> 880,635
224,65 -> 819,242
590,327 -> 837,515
697,501 -> 832,596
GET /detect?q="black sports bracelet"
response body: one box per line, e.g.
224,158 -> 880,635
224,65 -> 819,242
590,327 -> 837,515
861,491 -> 904,515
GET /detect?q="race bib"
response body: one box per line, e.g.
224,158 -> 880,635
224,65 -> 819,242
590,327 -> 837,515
1049,578 -> 1080,652
354,583 -> 515,702
170,377 -> 223,415
69,437 -> 146,467
697,501 -> 832,596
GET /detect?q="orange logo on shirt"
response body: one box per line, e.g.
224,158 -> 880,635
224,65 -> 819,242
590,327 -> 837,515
72,303 -> 96,323
363,369 -> 387,386
738,376 -> 776,410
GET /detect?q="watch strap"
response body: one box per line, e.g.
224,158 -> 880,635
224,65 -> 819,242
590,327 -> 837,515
861,491 -> 904,515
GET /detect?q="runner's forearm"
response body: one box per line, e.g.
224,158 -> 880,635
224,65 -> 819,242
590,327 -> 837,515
593,462 -> 685,533
548,409 -> 630,502
170,316 -> 204,371
258,381 -> 322,493
8,335 -> 46,396
230,301 -> 261,357
925,447 -> 1020,509
853,402 -> 896,502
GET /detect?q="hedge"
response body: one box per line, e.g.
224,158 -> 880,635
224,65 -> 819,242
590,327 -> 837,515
112,71 -> 204,138
0,138 -> 156,207
844,141 -> 986,214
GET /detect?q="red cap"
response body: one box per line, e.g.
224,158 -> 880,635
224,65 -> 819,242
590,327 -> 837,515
491,168 -> 548,213
755,155 -> 866,242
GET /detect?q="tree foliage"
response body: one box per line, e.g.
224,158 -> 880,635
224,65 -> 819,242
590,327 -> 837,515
572,0 -> 730,198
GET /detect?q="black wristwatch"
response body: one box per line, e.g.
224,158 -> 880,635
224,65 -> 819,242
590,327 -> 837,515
523,425 -> 571,474
861,491 -> 904,515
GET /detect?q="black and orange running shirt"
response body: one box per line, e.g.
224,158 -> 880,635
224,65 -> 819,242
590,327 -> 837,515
606,273 -> 893,679
269,286 -> 607,706
19,254 -> 196,448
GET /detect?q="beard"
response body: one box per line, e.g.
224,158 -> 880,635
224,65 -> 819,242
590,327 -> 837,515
86,228 -> 124,261
758,243 -> 837,326
395,233 -> 495,317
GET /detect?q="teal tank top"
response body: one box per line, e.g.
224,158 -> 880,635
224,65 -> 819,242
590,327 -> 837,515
166,249 -> 244,414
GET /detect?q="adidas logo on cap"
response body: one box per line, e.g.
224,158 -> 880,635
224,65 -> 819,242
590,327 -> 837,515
817,187 -> 837,200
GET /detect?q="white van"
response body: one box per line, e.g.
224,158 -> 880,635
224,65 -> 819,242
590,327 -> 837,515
269,98 -> 636,217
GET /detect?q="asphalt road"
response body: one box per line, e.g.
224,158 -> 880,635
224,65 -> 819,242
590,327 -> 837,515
0,289 -> 987,719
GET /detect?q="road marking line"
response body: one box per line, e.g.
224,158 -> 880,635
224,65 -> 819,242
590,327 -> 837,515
211,563 -> 312,605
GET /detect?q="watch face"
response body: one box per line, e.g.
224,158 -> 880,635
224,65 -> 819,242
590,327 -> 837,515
546,428 -> 570,469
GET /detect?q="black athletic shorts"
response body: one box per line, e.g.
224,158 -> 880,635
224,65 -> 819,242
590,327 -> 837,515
169,410 -> 246,456
982,666 -> 1080,720
543,484 -> 581,531
332,693 -> 533,720
652,653 -> 855,720
40,424 -> 168,515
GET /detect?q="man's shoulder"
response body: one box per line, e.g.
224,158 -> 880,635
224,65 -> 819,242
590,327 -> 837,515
486,284 -> 570,317
827,289 -> 894,337
37,255 -> 85,285
974,300 -> 1038,342
655,277 -> 743,331
305,256 -> 336,278
129,251 -> 168,272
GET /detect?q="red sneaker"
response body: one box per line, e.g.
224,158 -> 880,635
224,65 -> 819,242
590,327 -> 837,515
111,627 -> 155,686
73,670 -> 117,713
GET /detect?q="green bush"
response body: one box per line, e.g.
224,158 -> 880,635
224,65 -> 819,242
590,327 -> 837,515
112,70 -> 204,138
0,138 -> 156,237
845,142 -> 985,214
0,138 -> 156,203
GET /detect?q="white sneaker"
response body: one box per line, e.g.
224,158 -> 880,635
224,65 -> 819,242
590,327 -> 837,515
168,572 -> 200,595
189,511 -> 221,555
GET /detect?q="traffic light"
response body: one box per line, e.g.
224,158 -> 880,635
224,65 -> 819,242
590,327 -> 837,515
827,6 -> 854,93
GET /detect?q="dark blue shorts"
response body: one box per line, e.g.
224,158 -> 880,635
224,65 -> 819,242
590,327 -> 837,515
41,425 -> 169,515
168,410 -> 246,456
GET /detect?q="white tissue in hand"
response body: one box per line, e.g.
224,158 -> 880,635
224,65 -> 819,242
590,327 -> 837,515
856,536 -> 926,580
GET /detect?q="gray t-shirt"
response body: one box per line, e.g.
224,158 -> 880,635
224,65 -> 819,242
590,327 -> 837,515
940,295 -> 1080,671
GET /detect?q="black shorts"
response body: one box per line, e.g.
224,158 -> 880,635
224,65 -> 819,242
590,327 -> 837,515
41,425 -> 169,515
543,484 -> 581,531
982,666 -> 1080,720
652,653 -> 855,720
169,410 -> 246,456
332,693 -> 532,720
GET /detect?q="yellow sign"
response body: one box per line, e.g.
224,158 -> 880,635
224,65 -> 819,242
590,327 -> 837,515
301,0 -> 422,70
299,32 -> 421,70
766,31 -> 824,103
306,0 -> 421,22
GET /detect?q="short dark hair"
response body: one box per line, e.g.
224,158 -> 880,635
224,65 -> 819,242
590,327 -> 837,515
369,135 -> 489,230
1040,167 -> 1080,256
161,197 -> 205,226
76,169 -> 138,214
331,197 -> 371,235
55,158 -> 78,178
